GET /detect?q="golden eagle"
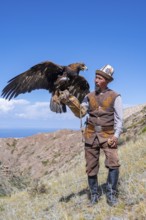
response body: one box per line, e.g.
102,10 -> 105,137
1,61 -> 90,113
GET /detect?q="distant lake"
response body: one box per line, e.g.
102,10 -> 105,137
0,128 -> 59,138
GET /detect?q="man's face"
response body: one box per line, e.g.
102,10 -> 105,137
95,74 -> 108,90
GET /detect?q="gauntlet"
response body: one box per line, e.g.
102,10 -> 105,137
59,90 -> 87,118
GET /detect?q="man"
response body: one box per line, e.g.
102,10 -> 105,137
59,64 -> 123,206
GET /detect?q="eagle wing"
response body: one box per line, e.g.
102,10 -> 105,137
1,61 -> 63,100
67,75 -> 90,103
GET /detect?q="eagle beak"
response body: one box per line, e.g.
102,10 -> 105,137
83,66 -> 88,71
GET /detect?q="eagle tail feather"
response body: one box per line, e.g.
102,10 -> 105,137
50,97 -> 66,113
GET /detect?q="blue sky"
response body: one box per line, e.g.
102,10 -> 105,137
0,0 -> 146,129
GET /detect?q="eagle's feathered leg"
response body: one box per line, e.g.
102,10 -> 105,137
50,90 -> 67,113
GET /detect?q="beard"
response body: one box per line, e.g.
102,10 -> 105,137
95,84 -> 101,93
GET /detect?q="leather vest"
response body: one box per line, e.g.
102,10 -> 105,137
84,89 -> 119,144
87,89 -> 119,127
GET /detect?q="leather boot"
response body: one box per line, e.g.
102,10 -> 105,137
106,168 -> 119,206
88,175 -> 101,205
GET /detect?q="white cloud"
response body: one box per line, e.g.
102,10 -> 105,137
0,98 -> 30,113
0,98 -> 86,130
0,98 -> 76,121
16,102 -> 77,121
15,101 -> 50,119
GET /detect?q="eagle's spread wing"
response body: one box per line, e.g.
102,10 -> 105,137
1,60 -> 89,114
67,75 -> 90,103
1,61 -> 63,100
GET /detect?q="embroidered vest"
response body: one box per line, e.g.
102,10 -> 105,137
87,89 -> 119,127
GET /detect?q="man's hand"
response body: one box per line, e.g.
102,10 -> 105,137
107,136 -> 118,148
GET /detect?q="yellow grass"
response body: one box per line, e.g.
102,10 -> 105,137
0,134 -> 146,220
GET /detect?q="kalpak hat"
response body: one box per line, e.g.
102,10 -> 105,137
95,64 -> 114,82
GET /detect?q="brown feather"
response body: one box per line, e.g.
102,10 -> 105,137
1,60 -> 89,113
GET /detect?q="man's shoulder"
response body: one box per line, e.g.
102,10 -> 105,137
87,91 -> 95,97
107,89 -> 120,96
87,89 -> 120,97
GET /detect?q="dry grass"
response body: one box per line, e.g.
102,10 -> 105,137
0,134 -> 146,220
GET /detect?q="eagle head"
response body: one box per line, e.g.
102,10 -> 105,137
78,63 -> 88,71
68,62 -> 88,75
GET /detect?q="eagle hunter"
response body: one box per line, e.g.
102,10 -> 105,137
1,61 -> 90,113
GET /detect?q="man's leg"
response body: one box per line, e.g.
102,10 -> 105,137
85,138 -> 101,205
102,142 -> 120,206
87,175 -> 100,204
106,168 -> 119,206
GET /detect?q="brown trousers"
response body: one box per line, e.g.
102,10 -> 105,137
85,137 -> 120,176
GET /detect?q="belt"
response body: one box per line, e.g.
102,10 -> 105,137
87,124 -> 114,132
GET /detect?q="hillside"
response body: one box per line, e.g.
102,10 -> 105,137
0,104 -> 146,219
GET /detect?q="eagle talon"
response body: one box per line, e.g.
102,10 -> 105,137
59,90 -> 70,103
